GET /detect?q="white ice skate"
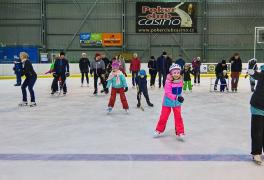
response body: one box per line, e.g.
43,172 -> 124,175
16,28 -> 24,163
176,134 -> 185,142
81,83 -> 83,87
18,101 -> 28,107
153,131 -> 163,138
253,155 -> 262,165
125,109 -> 129,114
29,102 -> 37,107
107,107 -> 113,114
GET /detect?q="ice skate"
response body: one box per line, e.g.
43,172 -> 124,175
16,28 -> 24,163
176,134 -> 185,141
93,90 -> 98,95
18,101 -> 28,107
147,101 -> 154,107
107,107 -> 113,114
252,155 -> 262,165
81,83 -> 83,87
29,102 -> 37,107
125,109 -> 129,114
153,131 -> 162,138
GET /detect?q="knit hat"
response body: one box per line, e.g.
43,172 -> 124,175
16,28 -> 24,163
111,61 -> 120,69
169,63 -> 181,72
150,56 -> 155,59
139,69 -> 146,76
221,60 -> 226,64
162,51 -> 167,56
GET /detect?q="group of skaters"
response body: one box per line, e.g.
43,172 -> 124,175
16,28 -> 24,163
12,50 -> 264,165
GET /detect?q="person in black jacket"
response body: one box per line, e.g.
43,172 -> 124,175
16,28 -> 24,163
13,56 -> 22,86
135,70 -> 153,108
156,51 -> 172,88
246,58 -> 258,92
79,53 -> 90,87
229,53 -> 242,92
18,52 -> 37,107
101,54 -> 111,80
248,65 -> 264,165
51,52 -> 70,95
148,56 -> 157,88
214,60 -> 227,91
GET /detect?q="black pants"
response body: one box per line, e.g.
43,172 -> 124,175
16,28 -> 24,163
132,71 -> 139,87
21,76 -> 37,102
94,73 -> 106,92
137,89 -> 150,105
214,74 -> 221,89
81,72 -> 89,84
149,70 -> 157,86
251,115 -> 264,155
52,74 -> 67,93
158,72 -> 167,88
194,70 -> 200,84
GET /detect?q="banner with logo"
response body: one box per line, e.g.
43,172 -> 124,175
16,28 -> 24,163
136,2 -> 197,33
102,33 -> 123,47
80,33 -> 102,47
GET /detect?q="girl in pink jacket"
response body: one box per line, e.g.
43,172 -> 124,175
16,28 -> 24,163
154,63 -> 185,140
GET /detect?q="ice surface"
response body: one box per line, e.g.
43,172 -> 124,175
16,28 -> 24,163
0,77 -> 263,180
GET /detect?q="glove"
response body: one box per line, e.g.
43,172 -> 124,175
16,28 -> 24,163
124,87 -> 128,92
177,96 -> 184,103
53,73 -> 58,78
65,72 -> 70,77
248,69 -> 255,76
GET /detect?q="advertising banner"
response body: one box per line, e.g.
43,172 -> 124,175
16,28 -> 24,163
136,2 -> 197,33
80,33 -> 102,47
102,33 -> 123,47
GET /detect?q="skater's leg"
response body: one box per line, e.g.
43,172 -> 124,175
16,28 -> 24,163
132,72 -> 136,86
51,76 -> 59,92
158,72 -> 162,88
156,106 -> 171,133
99,74 -> 107,91
194,72 -> 197,84
85,72 -> 89,84
198,72 -> 200,84
162,73 -> 166,87
61,75 -> 67,93
21,78 -> 29,102
172,106 -> 185,135
27,77 -> 37,102
231,72 -> 235,90
188,81 -> 192,91
214,77 -> 220,90
94,74 -> 98,92
81,72 -> 84,84
119,88 -> 129,109
17,71 -> 22,85
251,115 -> 264,155
108,88 -> 117,108
183,81 -> 187,91
153,71 -> 157,86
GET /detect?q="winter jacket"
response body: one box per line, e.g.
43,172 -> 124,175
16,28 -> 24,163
135,75 -> 148,93
13,59 -> 22,73
163,74 -> 183,107
157,55 -> 172,74
107,73 -> 127,89
182,67 -> 194,81
192,59 -> 201,72
229,57 -> 242,72
148,59 -> 157,73
250,71 -> 264,111
130,58 -> 141,72
54,58 -> 70,74
79,58 -> 90,73
175,58 -> 186,69
102,57 -> 110,69
215,62 -> 228,77
90,59 -> 105,75
21,59 -> 37,78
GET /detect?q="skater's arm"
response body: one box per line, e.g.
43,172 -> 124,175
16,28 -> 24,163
106,79 -> 112,89
250,71 -> 264,81
66,60 -> 70,73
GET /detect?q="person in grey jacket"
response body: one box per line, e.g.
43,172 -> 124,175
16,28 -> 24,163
90,53 -> 108,95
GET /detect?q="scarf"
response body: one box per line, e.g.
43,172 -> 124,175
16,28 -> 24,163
107,70 -> 122,85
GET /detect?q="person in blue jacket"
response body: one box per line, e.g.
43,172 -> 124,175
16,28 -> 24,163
51,52 -> 70,95
13,55 -> 22,86
136,70 -> 154,108
156,51 -> 172,88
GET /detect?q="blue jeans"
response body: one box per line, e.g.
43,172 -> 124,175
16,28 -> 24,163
21,76 -> 37,102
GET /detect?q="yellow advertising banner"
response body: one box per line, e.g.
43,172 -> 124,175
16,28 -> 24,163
102,33 -> 123,47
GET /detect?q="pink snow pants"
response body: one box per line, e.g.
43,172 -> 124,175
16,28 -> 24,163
156,106 -> 185,135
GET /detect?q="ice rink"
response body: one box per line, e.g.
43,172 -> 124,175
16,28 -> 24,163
0,77 -> 263,180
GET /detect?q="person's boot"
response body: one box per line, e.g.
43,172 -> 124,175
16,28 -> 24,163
137,102 -> 140,108
147,100 -> 154,107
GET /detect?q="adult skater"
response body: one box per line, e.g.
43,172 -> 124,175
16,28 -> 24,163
214,60 -> 227,91
135,69 -> 154,109
106,61 -> 129,113
192,56 -> 201,85
18,52 -> 37,107
246,58 -> 258,92
248,65 -> 264,165
229,53 -> 242,92
13,55 -> 22,86
90,53 -> 108,95
154,64 -> 185,140
157,51 -> 172,88
175,54 -> 185,69
51,52 -> 70,95
79,53 -> 90,87
130,53 -> 141,88
148,56 -> 157,88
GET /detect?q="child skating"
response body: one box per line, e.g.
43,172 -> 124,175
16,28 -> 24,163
154,63 -> 185,140
182,64 -> 194,92
106,61 -> 129,114
135,69 -> 154,110
248,65 -> 264,165
220,70 -> 229,92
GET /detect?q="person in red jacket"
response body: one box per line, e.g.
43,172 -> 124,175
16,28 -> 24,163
130,53 -> 141,88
